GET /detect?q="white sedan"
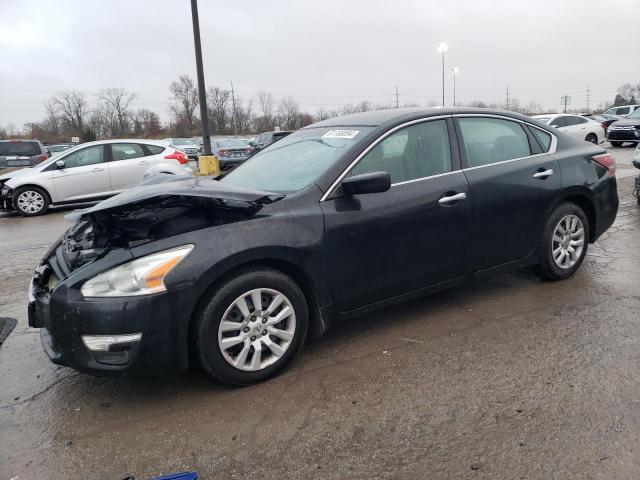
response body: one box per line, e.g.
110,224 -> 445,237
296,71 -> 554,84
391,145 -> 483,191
0,139 -> 193,216
532,114 -> 605,145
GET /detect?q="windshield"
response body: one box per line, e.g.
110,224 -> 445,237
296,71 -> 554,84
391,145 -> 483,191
173,138 -> 196,145
216,139 -> 251,148
627,109 -> 640,119
220,126 -> 373,193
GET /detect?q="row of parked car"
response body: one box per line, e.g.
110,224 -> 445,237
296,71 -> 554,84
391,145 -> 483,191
0,107 -> 638,217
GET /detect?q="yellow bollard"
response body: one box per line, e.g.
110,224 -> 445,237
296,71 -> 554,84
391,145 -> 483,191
197,155 -> 220,176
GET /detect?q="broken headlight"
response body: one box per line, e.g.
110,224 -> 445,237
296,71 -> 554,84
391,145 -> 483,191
81,245 -> 194,297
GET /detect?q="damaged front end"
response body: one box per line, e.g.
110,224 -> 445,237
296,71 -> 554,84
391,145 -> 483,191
0,179 -> 13,211
56,174 -> 284,273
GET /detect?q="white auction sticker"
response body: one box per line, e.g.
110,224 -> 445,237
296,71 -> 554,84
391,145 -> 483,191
322,129 -> 360,139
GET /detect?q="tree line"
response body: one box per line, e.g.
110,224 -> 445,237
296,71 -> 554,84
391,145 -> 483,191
2,76 -> 638,143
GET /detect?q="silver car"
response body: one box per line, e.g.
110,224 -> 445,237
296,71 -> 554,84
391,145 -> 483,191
0,139 -> 193,216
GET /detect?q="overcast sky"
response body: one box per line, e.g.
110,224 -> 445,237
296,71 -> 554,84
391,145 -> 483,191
1,0 -> 639,130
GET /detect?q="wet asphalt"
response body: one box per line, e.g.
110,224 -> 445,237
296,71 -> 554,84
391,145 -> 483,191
1,146 -> 639,480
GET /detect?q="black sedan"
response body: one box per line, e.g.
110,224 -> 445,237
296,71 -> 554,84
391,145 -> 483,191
28,108 -> 618,385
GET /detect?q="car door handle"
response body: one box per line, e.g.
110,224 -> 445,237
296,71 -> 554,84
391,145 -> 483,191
438,192 -> 467,205
92,167 -> 104,172
533,168 -> 554,178
139,160 -> 150,165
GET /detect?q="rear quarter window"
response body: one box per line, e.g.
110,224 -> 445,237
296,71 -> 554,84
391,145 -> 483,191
145,145 -> 165,155
530,127 -> 552,151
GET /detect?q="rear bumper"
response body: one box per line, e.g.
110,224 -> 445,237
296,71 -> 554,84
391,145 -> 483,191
593,176 -> 618,241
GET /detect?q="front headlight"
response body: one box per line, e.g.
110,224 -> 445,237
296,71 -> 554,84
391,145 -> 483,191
81,245 -> 194,297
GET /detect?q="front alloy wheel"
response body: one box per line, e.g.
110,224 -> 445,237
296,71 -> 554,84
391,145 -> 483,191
218,288 -> 296,371
194,267 -> 308,385
13,187 -> 49,216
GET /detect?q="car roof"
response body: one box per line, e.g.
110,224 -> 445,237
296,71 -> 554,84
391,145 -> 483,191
308,107 -> 537,128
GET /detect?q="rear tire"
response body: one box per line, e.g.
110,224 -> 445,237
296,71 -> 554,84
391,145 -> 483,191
193,267 -> 308,385
536,202 -> 589,281
12,186 -> 50,216
610,141 -> 623,147
585,133 -> 597,144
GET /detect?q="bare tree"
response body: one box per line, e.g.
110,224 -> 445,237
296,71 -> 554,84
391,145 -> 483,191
207,87 -> 231,134
51,91 -> 89,134
277,96 -> 300,130
616,83 -> 637,104
233,97 -> 254,133
98,87 -> 136,136
256,90 -> 275,130
169,75 -> 199,131
132,108 -> 162,138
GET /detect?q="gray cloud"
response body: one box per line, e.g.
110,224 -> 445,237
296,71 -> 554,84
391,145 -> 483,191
1,0 -> 639,129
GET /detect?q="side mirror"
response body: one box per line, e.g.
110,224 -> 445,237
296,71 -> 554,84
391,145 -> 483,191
341,171 -> 391,196
248,141 -> 255,147
55,160 -> 65,169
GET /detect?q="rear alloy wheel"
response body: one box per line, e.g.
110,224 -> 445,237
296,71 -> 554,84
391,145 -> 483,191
194,268 -> 308,385
12,186 -> 49,216
585,133 -> 597,144
610,141 -> 623,147
537,203 -> 589,281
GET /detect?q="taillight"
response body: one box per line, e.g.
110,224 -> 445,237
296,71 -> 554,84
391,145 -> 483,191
218,149 -> 229,157
164,150 -> 189,165
592,153 -> 615,176
601,122 -> 607,130
39,155 -> 47,161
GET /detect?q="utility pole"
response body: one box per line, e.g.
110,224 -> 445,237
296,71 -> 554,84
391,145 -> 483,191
395,85 -> 399,108
190,0 -> 211,155
230,81 -> 238,136
437,43 -> 448,107
561,94 -> 571,113
586,85 -> 590,112
505,86 -> 510,110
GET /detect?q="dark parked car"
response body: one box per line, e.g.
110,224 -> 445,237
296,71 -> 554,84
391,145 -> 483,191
0,139 -> 48,168
606,108 -> 640,147
250,130 -> 292,154
28,108 -> 618,385
211,138 -> 254,170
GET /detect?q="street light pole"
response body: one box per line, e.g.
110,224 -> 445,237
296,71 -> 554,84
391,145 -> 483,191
190,0 -> 212,156
437,43 -> 448,107
451,67 -> 459,106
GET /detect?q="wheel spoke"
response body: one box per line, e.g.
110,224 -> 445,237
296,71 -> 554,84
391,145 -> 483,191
265,293 -> 285,316
263,337 -> 285,358
220,320 -> 243,332
251,290 -> 263,313
570,239 -> 584,247
220,335 -> 245,350
233,341 -> 251,367
249,342 -> 262,370
552,234 -> 563,244
570,228 -> 584,239
266,305 -> 292,326
267,326 -> 293,342
233,297 -> 251,318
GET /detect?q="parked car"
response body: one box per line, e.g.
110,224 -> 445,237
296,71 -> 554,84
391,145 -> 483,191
162,138 -> 201,160
250,130 -> 293,154
47,143 -> 75,157
532,114 -> 604,144
0,139 -> 48,168
211,138 -> 254,170
27,108 -> 618,385
605,107 -> 640,147
603,105 -> 640,117
581,113 -> 625,133
0,139 -> 193,216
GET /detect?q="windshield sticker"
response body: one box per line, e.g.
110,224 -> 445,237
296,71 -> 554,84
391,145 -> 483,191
322,129 -> 360,139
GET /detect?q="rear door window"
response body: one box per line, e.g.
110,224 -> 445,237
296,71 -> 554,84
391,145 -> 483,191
458,117 -> 532,167
111,143 -> 145,161
616,107 -> 630,115
350,119 -> 452,184
0,141 -> 41,156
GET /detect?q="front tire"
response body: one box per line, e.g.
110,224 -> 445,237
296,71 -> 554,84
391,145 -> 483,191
194,267 -> 308,385
12,186 -> 50,216
537,203 -> 589,281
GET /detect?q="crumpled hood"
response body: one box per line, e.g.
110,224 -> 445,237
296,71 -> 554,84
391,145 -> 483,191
60,174 -> 285,264
66,173 -> 283,221
0,166 -> 40,183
